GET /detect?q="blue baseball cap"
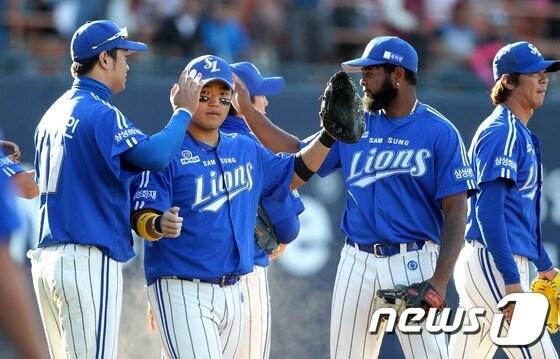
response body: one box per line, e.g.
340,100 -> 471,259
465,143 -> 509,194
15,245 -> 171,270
493,41 -> 560,81
230,62 -> 285,96
185,55 -> 234,89
71,20 -> 147,62
492,41 -> 560,81
342,36 -> 418,73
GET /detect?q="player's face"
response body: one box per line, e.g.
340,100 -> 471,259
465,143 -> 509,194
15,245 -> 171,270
107,49 -> 131,94
513,71 -> 548,110
360,66 -> 398,112
252,95 -> 268,114
191,81 -> 232,131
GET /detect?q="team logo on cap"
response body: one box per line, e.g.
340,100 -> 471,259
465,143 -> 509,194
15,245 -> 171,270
528,43 -> 542,57
383,51 -> 403,63
204,57 -> 221,73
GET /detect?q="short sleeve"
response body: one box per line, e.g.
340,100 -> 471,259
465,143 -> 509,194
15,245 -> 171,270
474,125 -> 521,184
131,167 -> 174,214
257,143 -> 294,202
0,156 -> 24,178
0,172 -> 21,238
94,107 -> 148,179
261,189 -> 305,225
434,125 -> 476,200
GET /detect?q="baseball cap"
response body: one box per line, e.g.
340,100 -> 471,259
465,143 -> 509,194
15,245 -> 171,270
71,20 -> 147,62
185,55 -> 234,89
493,41 -> 560,81
230,62 -> 285,96
342,36 -> 418,73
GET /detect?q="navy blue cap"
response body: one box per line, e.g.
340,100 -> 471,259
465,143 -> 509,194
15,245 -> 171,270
493,41 -> 560,81
185,55 -> 233,88
71,20 -> 147,62
230,62 -> 285,96
342,36 -> 418,73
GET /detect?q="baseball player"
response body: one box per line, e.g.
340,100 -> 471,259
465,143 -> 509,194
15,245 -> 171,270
28,20 -> 203,359
130,54 -> 333,359
224,61 -> 304,359
449,41 -> 559,358
235,36 -> 476,359
0,140 -> 39,198
0,153 -> 47,359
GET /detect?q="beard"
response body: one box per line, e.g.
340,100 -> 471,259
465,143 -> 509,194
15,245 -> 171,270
362,77 -> 399,112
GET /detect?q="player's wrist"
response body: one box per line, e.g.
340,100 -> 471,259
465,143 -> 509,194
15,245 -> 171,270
318,128 -> 336,148
173,107 -> 192,117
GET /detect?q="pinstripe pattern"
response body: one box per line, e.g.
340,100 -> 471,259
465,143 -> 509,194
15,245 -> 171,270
148,278 -> 242,359
28,245 -> 122,359
239,266 -> 271,359
330,242 -> 446,359
450,242 -> 558,359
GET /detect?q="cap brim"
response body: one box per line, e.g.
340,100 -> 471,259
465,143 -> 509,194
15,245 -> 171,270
254,77 -> 285,96
341,58 -> 386,72
519,60 -> 560,75
201,77 -> 233,89
119,39 -> 148,52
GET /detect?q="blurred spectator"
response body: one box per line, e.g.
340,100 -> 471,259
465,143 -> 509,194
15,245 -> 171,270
284,0 -> 331,62
152,0 -> 203,57
198,0 -> 252,62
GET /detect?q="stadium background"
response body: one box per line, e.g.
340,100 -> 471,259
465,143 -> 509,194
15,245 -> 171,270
1,0 -> 560,358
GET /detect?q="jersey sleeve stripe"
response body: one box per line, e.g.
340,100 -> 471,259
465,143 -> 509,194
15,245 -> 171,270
2,168 -> 12,177
125,139 -> 133,148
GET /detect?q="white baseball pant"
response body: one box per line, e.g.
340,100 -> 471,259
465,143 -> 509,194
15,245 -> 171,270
28,244 -> 123,359
147,278 -> 243,359
330,241 -> 447,359
449,241 -> 558,359
238,265 -> 271,359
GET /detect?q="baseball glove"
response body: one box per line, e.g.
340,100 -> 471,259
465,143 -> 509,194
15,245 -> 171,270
319,71 -> 364,143
254,205 -> 279,255
0,140 -> 21,163
531,274 -> 560,333
375,281 -> 446,318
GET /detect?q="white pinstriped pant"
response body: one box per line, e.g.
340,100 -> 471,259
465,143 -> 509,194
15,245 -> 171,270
238,266 -> 271,359
147,278 -> 243,359
449,241 -> 558,359
28,244 -> 123,359
331,242 -> 447,359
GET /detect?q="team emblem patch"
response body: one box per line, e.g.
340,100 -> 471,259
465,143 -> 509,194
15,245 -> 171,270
407,260 -> 418,271
180,150 -> 200,165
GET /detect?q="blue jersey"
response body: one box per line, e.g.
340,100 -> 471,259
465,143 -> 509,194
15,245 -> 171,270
318,102 -> 476,245
0,155 -> 24,178
34,77 -> 149,261
466,105 -> 546,262
0,154 -> 21,241
131,131 -> 294,285
221,115 -> 305,267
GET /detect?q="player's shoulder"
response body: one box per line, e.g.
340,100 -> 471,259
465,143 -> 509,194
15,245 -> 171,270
418,103 -> 462,137
478,105 -> 517,138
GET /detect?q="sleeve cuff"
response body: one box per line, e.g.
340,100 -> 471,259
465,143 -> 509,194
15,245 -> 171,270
174,107 -> 192,118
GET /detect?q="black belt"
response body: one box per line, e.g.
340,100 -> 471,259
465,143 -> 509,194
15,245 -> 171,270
163,274 -> 240,287
346,238 -> 426,257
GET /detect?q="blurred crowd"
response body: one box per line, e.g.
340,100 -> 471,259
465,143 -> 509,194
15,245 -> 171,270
1,0 -> 560,86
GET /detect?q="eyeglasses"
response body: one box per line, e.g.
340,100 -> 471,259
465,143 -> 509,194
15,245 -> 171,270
199,95 -> 232,106
91,28 -> 129,50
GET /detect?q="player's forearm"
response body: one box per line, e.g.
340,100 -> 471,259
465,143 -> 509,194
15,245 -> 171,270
431,193 -> 467,292
0,248 -> 48,359
290,133 -> 333,189
242,105 -> 301,153
12,171 -> 39,199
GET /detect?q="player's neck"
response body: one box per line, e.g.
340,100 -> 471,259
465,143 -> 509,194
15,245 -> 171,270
383,88 -> 417,118
188,127 -> 219,147
503,100 -> 533,126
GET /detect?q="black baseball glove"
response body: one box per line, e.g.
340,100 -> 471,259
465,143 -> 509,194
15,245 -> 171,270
0,140 -> 21,163
319,71 -> 364,143
254,205 -> 279,255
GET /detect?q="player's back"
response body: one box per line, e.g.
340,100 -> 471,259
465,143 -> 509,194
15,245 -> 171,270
34,78 -> 145,261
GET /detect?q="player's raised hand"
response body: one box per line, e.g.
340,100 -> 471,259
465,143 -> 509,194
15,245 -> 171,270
170,69 -> 203,114
160,206 -> 183,238
232,74 -> 252,114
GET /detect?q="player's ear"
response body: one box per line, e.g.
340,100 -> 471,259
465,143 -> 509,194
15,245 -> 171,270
502,75 -> 516,90
98,51 -> 110,69
393,67 -> 405,87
